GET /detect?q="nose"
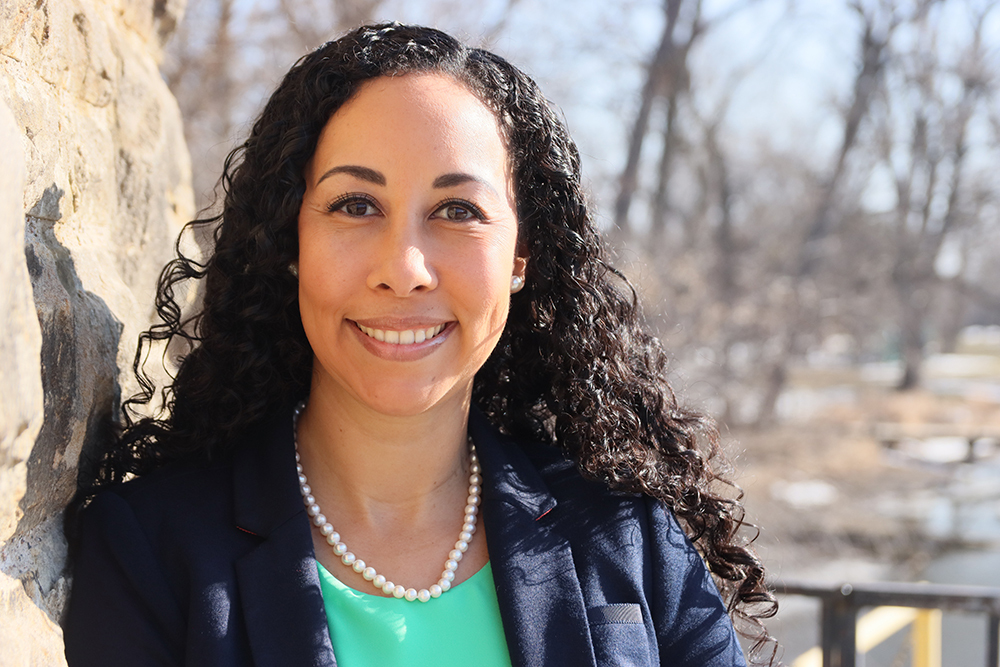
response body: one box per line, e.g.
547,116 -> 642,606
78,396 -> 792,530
366,216 -> 437,296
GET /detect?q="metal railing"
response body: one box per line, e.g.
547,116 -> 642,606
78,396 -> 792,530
776,579 -> 1000,667
790,606 -> 941,667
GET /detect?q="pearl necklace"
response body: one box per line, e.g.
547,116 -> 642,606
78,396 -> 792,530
292,402 -> 481,602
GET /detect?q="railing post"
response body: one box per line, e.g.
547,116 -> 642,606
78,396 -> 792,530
778,579 -> 1000,667
988,613 -> 999,667
821,585 -> 857,667
912,608 -> 942,667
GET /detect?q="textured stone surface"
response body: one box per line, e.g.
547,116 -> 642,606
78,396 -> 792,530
0,93 -> 64,667
0,0 -> 191,663
0,98 -> 41,579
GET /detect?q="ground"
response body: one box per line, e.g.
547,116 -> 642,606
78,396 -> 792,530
720,350 -> 1000,663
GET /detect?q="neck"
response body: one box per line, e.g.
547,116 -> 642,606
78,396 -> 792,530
294,382 -> 473,524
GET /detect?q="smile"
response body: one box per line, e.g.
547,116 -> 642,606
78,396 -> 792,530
355,322 -> 447,345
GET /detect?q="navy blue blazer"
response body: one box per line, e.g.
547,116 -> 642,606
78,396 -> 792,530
65,408 -> 745,666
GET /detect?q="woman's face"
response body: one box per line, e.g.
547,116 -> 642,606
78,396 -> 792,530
297,73 -> 526,418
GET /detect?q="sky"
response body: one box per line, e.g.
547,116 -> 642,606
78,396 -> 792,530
220,0 -> 999,234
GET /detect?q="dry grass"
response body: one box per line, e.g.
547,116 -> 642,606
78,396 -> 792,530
726,384 -> 1000,580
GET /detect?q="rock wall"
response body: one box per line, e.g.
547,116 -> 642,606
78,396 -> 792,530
0,1 -> 191,663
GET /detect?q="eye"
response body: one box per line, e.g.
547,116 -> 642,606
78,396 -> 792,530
432,200 -> 484,222
328,195 -> 380,217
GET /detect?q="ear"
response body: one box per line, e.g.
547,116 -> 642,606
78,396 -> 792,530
513,255 -> 527,278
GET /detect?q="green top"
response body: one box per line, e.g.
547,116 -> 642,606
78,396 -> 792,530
316,560 -> 513,667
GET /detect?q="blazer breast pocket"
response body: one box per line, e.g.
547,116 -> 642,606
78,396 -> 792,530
587,604 -> 654,667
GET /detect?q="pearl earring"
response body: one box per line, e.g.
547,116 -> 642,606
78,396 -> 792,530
510,275 -> 524,293
289,263 -> 299,278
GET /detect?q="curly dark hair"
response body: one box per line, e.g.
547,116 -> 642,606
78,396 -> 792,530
89,22 -> 776,662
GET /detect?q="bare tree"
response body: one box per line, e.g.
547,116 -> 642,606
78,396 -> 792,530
163,0 -> 240,212
166,0 -> 392,211
161,0 -> 1000,428
753,1 -> 902,423
275,0 -> 386,51
797,0 -> 900,277
880,2 -> 995,388
613,0 -> 687,239
613,0 -> 1000,425
163,0 -> 527,214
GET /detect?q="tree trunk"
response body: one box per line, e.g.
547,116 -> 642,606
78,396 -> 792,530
649,93 -> 679,243
797,15 -> 890,278
613,0 -> 682,236
897,287 -> 925,391
755,10 -> 891,426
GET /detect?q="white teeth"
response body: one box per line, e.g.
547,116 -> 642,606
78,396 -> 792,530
358,323 -> 445,345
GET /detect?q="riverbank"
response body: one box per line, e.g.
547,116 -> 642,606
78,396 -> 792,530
729,379 -> 1000,662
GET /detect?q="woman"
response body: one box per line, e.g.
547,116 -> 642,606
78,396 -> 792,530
65,23 -> 776,667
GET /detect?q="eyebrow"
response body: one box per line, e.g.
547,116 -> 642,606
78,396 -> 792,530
316,166 -> 498,197
432,173 -> 492,192
435,172 -> 501,199
316,165 -> 386,186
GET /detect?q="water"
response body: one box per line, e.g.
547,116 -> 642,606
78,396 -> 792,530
923,460 -> 1000,545
771,454 -> 1000,666
763,360 -> 1000,664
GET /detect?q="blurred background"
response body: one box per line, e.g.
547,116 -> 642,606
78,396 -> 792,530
160,0 -> 1000,662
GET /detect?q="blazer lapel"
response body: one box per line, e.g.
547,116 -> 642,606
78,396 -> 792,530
227,407 -> 596,667
471,411 -> 596,667
232,413 -> 338,667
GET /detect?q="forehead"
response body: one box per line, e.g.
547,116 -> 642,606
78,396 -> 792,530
309,73 -> 508,176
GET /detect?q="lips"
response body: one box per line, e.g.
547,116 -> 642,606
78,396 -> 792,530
355,322 -> 446,345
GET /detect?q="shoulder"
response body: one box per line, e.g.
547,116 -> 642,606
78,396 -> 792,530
72,456 -> 254,611
470,410 -> 688,548
515,436 -> 689,546
65,459 -> 242,665
476,417 -> 700,581
79,456 -> 237,551
72,412 -> 297,584
73,455 -> 236,571
89,457 -> 234,515
487,427 -> 744,665
79,411 -> 298,542
66,412 -> 318,666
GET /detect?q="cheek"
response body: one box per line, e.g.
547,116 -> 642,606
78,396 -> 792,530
297,228 -> 361,302
297,256 -> 353,328
475,248 -> 516,325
